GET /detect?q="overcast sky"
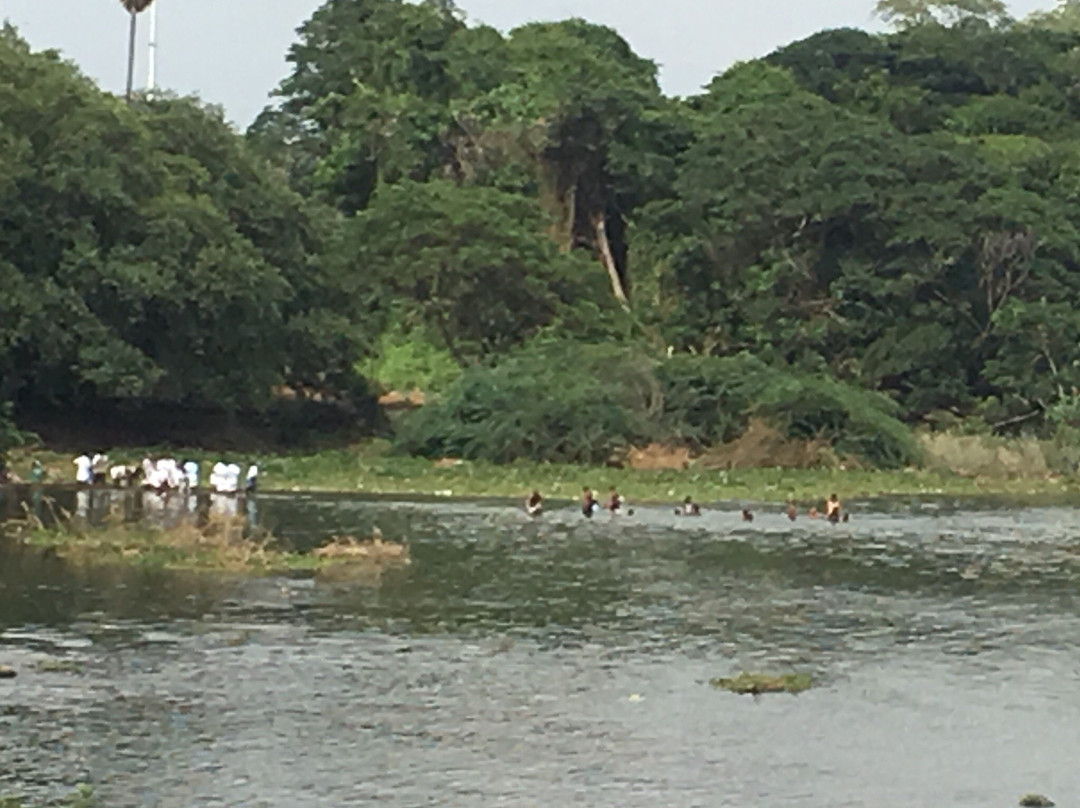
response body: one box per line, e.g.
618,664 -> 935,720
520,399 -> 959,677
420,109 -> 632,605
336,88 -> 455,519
1,0 -> 1060,129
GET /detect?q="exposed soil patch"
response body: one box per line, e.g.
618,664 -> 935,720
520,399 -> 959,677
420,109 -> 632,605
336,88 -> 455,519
378,389 -> 427,410
696,419 -> 841,470
622,444 -> 694,471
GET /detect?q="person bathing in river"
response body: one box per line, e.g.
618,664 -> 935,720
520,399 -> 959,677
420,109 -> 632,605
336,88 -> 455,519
825,493 -> 842,523
525,490 -> 543,516
676,496 -> 701,516
581,487 -> 599,518
606,486 -> 624,514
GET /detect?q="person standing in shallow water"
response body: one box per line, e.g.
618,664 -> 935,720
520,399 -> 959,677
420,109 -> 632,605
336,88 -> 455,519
677,496 -> 701,516
606,486 -> 623,514
525,490 -> 543,516
581,487 -> 599,518
826,493 -> 842,523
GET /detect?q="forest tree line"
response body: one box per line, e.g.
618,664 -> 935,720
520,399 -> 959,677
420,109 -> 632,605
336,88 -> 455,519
6,0 -> 1080,467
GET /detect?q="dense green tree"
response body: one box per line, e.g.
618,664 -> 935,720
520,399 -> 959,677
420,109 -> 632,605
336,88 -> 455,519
634,50 -> 1080,420
20,2 -> 1080,462
875,0 -> 1008,28
457,19 -> 673,305
259,5 -> 679,307
256,0 -> 468,213
344,180 -> 607,362
0,28 -> 371,427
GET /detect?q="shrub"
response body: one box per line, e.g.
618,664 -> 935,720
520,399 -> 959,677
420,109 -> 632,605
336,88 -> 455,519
752,372 -> 922,469
655,354 -> 919,468
655,353 -> 769,446
359,321 -> 463,395
396,344 -> 921,469
395,342 -> 660,464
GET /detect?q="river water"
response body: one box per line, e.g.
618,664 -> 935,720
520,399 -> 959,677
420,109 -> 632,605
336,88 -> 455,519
0,487 -> 1077,807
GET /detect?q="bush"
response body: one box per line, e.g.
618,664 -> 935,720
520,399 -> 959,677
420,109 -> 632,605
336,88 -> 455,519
655,353 -> 769,446
396,344 -> 922,469
656,354 -> 920,468
395,342 -> 660,464
359,321 -> 463,395
752,372 -> 922,469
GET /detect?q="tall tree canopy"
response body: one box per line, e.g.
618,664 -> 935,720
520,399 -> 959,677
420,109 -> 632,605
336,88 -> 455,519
875,0 -> 1009,27
0,27 -> 370,424
15,0 -> 1080,462
256,5 -> 676,307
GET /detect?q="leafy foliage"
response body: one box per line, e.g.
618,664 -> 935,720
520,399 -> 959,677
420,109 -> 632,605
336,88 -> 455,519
0,28 -> 373,432
875,0 -> 1008,28
395,342 -> 660,464
15,2 -> 1080,466
360,321 -> 462,394
657,355 -> 921,468
345,180 -> 608,361
397,344 -> 919,467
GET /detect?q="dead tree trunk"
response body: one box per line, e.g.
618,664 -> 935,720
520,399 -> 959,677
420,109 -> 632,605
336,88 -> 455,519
592,212 -> 630,309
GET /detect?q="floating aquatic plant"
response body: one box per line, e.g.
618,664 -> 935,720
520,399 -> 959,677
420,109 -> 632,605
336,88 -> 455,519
1019,795 -> 1055,808
710,672 -> 813,695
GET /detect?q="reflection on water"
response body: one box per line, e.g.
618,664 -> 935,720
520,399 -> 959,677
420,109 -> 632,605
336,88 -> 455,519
0,485 -> 261,537
1,487 -> 1079,806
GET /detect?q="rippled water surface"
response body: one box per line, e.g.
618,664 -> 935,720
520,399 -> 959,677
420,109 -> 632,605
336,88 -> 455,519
1,487 -> 1078,807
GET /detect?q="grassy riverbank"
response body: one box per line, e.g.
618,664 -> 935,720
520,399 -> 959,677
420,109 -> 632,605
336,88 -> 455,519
7,440 -> 1080,505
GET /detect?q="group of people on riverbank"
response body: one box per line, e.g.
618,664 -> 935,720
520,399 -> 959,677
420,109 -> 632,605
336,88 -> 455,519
523,488 -> 847,522
70,454 -> 259,495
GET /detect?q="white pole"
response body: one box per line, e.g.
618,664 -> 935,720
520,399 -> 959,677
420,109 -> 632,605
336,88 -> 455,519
147,0 -> 158,94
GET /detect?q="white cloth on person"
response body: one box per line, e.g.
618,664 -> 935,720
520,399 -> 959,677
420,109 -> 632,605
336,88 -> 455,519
74,455 -> 92,484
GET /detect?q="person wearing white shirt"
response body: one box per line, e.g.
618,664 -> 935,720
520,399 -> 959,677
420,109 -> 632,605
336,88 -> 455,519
245,464 -> 259,494
74,454 -> 92,485
225,463 -> 241,493
91,453 -> 109,484
164,458 -> 184,490
210,462 -> 227,493
183,460 -> 199,490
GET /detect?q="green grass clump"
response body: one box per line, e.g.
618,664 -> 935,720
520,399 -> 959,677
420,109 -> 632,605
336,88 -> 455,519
1019,794 -> 1055,808
710,672 -> 813,695
4,509 -> 409,576
0,786 -> 98,808
35,658 -> 85,674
